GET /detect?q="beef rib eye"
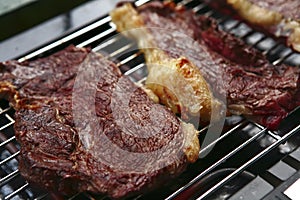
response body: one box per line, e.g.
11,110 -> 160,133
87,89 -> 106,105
0,46 -> 199,199
110,1 -> 300,130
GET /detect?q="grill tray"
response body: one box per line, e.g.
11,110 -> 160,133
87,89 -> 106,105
1,0 -> 300,199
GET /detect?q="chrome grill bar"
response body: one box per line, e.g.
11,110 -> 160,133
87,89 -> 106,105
196,124 -> 300,200
0,169 -> 19,186
0,151 -> 20,166
166,126 -> 269,200
4,182 -> 29,200
17,15 -> 112,63
0,114 -> 14,131
199,119 -> 247,154
76,26 -> 116,48
0,136 -> 16,149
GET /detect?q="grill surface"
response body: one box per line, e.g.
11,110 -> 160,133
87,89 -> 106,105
1,0 -> 300,199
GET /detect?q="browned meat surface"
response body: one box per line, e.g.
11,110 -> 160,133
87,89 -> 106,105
111,3 -> 223,124
247,0 -> 300,19
209,0 -> 300,52
0,46 -> 199,199
111,1 -> 300,130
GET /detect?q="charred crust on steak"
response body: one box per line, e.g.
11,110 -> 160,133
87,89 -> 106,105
0,45 -> 200,199
110,2 -> 224,124
110,1 -> 300,130
209,0 -> 300,52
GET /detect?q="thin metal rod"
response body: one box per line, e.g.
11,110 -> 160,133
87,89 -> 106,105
200,120 -> 247,154
109,43 -> 135,58
5,114 -> 15,125
77,26 -> 116,48
16,0 -> 151,63
203,10 -> 214,17
177,0 -> 194,6
4,182 -> 29,200
196,124 -> 300,200
192,3 -> 206,13
134,0 -> 151,7
272,51 -> 294,65
0,136 -> 16,148
226,21 -> 241,32
0,151 -> 20,166
18,16 -> 112,62
0,107 -> 11,115
249,35 -> 268,48
96,42 -> 141,70
136,77 -> 147,85
240,30 -> 255,40
198,125 -> 209,134
253,122 -> 282,140
262,42 -> 281,55
267,131 -> 282,141
0,169 -> 19,186
117,52 -> 142,67
166,127 -> 267,200
124,63 -> 146,76
0,115 -> 15,131
92,34 -> 124,52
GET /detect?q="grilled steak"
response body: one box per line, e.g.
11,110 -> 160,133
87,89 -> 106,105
111,3 -> 224,124
110,1 -> 300,130
0,46 -> 199,199
210,0 -> 300,52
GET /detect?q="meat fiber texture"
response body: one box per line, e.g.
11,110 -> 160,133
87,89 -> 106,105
0,46 -> 199,199
110,1 -> 300,130
209,0 -> 300,52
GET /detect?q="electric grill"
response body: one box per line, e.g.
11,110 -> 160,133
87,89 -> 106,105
1,0 -> 300,199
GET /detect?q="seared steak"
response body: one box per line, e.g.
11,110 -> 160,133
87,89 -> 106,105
110,1 -> 300,130
0,46 -> 199,199
111,3 -> 224,124
210,0 -> 300,52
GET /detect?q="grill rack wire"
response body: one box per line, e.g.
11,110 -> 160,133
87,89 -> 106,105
1,0 -> 300,199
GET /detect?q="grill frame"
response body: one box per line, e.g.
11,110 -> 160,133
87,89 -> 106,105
0,0 -> 300,199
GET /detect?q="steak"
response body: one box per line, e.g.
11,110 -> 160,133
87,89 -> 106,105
110,1 -> 300,130
209,0 -> 300,52
0,46 -> 199,199
111,3 -> 223,124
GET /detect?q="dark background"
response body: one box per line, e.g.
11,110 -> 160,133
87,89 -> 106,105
0,0 -> 120,61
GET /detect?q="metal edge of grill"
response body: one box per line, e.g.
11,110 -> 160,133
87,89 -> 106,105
0,0 -> 300,199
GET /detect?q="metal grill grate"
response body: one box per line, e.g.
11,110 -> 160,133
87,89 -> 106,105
1,0 -> 300,199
